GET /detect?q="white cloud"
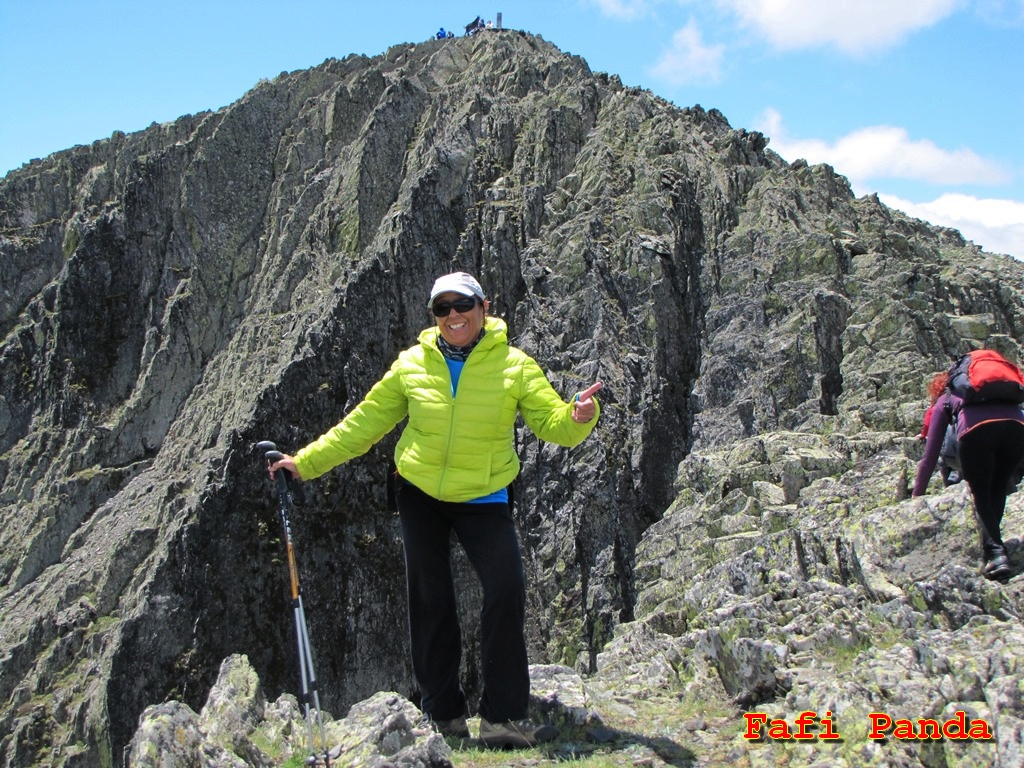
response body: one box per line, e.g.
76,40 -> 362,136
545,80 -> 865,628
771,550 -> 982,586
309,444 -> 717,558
756,108 -> 1009,187
649,20 -> 726,85
585,0 -> 654,20
718,0 -> 964,54
880,193 -> 1024,259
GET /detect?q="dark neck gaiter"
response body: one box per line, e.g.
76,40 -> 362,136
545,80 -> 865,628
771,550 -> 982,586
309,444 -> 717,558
437,328 -> 486,361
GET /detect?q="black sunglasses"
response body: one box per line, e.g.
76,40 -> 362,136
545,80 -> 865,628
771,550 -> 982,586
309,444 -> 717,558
432,297 -> 480,317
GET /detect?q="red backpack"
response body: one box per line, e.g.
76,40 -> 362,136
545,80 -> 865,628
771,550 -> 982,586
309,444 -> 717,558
947,349 -> 1024,405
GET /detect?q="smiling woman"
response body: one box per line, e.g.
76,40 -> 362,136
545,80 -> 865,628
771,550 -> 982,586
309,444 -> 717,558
264,270 -> 602,747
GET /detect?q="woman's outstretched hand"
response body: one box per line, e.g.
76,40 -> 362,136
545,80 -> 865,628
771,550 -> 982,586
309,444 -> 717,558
572,381 -> 603,423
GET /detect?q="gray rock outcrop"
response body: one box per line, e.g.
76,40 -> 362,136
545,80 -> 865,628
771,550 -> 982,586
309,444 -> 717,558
129,654 -> 453,767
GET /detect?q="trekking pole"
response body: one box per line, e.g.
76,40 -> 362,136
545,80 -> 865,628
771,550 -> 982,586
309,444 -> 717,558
256,441 -> 330,767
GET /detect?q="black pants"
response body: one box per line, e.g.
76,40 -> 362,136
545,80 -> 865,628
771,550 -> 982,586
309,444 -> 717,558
958,420 -> 1024,558
396,481 -> 529,722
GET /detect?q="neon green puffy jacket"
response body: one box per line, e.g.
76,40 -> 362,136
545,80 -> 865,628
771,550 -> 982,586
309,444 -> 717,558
293,317 -> 599,502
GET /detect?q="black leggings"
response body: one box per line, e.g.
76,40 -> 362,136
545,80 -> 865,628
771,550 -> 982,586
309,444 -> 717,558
396,481 -> 529,722
958,420 -> 1024,558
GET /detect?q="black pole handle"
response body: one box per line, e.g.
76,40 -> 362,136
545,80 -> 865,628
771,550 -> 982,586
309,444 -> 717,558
256,441 -> 291,503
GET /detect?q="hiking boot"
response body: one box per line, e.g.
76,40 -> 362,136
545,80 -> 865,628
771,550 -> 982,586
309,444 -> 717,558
984,554 -> 1012,581
478,717 -> 557,748
426,715 -> 470,738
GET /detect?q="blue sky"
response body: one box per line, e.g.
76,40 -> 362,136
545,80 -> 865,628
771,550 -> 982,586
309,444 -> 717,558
2,0 -> 1022,259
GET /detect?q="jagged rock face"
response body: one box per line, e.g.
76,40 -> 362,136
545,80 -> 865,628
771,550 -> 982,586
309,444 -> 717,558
2,30 -> 1024,766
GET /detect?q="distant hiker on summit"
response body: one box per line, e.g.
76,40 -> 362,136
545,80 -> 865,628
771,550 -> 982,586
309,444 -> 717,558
267,271 -> 602,748
913,349 -> 1024,581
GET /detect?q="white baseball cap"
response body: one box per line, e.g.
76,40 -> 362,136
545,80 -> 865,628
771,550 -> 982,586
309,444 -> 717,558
427,272 -> 485,306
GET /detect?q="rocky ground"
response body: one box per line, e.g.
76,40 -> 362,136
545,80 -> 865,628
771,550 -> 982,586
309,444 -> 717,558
131,431 -> 1024,767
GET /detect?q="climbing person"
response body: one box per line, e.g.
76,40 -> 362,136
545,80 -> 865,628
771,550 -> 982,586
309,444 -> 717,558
436,27 -> 447,40
267,271 -> 603,747
912,352 -> 1024,581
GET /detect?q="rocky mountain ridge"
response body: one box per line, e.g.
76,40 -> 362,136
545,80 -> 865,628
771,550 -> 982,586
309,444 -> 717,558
2,29 -> 1023,767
